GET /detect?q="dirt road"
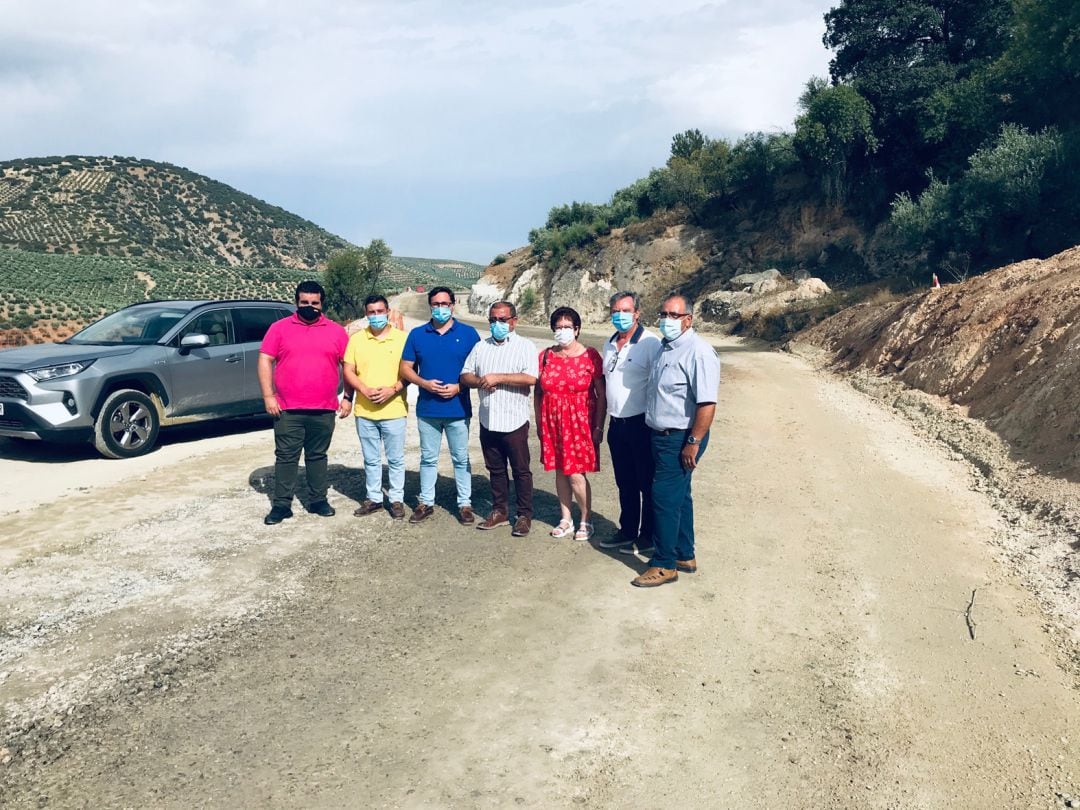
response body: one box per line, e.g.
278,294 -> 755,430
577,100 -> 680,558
1,323 -> 1078,808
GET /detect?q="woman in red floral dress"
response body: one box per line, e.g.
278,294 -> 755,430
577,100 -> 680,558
534,306 -> 607,540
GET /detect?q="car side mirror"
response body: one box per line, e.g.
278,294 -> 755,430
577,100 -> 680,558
179,333 -> 210,354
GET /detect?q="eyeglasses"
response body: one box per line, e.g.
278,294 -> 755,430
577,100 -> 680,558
488,316 -> 514,323
430,302 -> 453,308
657,311 -> 689,319
607,348 -> 623,372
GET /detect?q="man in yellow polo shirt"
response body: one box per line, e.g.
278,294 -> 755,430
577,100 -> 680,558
344,294 -> 409,519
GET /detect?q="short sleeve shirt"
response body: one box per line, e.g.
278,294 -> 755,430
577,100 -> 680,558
461,330 -> 539,432
260,313 -> 348,411
645,327 -> 721,430
402,319 -> 481,419
344,326 -> 408,420
602,324 -> 662,418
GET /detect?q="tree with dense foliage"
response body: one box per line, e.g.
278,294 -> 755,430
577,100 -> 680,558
794,79 -> 878,202
323,248 -> 366,320
824,0 -> 1012,188
363,238 -> 392,295
671,129 -> 707,161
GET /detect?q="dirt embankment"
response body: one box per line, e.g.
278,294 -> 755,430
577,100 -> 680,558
799,246 -> 1080,482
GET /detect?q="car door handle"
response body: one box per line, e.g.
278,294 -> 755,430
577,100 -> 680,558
225,355 -> 242,363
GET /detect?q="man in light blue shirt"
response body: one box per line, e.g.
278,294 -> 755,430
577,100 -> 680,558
634,294 -> 721,588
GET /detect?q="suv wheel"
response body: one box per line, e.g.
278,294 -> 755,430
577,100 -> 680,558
93,389 -> 161,459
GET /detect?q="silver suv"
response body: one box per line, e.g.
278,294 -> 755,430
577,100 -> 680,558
0,299 -> 295,458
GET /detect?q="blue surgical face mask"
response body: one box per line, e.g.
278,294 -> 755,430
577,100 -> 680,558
490,321 -> 511,341
431,305 -> 452,324
659,318 -> 684,341
368,313 -> 389,330
611,311 -> 634,333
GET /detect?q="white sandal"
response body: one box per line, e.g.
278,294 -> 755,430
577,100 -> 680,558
550,519 -> 573,538
574,522 -> 594,541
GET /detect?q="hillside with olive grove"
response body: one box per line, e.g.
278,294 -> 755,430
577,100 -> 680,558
0,156 -> 349,268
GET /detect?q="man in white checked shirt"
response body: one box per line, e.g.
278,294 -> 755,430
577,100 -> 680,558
460,301 -> 540,537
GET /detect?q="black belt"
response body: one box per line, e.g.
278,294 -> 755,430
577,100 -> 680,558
609,414 -> 646,424
650,427 -> 687,436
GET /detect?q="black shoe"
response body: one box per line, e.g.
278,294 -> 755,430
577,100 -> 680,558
264,506 -> 294,525
306,500 -> 336,517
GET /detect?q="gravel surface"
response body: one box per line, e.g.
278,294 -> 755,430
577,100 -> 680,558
1,315 -> 1078,808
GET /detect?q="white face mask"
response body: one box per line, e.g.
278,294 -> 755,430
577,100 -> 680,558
553,327 -> 575,347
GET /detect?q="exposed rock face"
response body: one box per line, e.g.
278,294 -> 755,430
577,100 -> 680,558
468,198 -> 853,327
468,222 -> 714,324
467,280 -> 504,316
799,245 -> 1080,479
699,272 -> 831,327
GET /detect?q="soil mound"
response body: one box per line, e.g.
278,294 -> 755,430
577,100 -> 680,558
800,246 -> 1080,480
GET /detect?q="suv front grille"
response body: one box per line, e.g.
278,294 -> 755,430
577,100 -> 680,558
0,375 -> 29,400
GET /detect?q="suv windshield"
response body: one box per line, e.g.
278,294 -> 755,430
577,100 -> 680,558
67,303 -> 193,345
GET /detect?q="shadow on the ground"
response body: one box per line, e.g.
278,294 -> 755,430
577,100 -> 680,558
246,462 -> 643,570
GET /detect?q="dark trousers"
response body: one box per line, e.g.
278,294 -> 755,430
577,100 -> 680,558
272,410 -> 336,508
650,429 -> 710,570
479,422 -> 533,519
607,414 -> 655,542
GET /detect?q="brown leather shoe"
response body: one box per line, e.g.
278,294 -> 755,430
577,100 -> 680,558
511,517 -> 531,537
675,558 -> 698,573
409,503 -> 434,524
631,567 -> 679,588
353,499 -> 382,517
389,502 -> 406,520
457,506 -> 475,525
477,512 -> 509,530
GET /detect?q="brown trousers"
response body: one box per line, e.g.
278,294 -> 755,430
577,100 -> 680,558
479,421 -> 533,519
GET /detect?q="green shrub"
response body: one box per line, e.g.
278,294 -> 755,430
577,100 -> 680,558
519,288 -> 537,314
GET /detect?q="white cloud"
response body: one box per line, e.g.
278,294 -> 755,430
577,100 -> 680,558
647,16 -> 832,136
0,0 -> 836,260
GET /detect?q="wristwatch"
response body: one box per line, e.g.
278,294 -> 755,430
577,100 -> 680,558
343,393 -> 354,402
686,435 -> 700,445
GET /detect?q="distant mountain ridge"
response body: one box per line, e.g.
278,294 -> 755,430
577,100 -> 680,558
0,155 -> 349,269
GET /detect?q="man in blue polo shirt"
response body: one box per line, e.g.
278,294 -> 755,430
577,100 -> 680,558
400,287 -> 482,524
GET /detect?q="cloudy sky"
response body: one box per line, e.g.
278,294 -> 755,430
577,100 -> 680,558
1,0 -> 834,263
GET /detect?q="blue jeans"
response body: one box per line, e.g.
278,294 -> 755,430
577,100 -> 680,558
649,429 -> 710,570
355,416 -> 406,503
417,416 -> 471,508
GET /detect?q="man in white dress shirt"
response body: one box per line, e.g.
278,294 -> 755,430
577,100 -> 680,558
596,291 -> 662,555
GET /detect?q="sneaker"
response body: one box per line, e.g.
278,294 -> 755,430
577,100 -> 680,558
306,500 -> 336,517
409,504 -> 435,524
353,499 -> 383,517
264,506 -> 294,525
477,512 -> 509,530
389,502 -> 406,520
457,506 -> 475,526
619,544 -> 655,556
631,567 -> 678,588
598,532 -> 635,550
511,517 -> 532,537
675,558 -> 698,573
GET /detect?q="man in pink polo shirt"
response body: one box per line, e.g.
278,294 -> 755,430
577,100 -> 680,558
258,280 -> 351,525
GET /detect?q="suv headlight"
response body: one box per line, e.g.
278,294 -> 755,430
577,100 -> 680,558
26,361 -> 94,381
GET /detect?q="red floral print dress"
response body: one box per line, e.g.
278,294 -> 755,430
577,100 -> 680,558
538,347 -> 603,474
